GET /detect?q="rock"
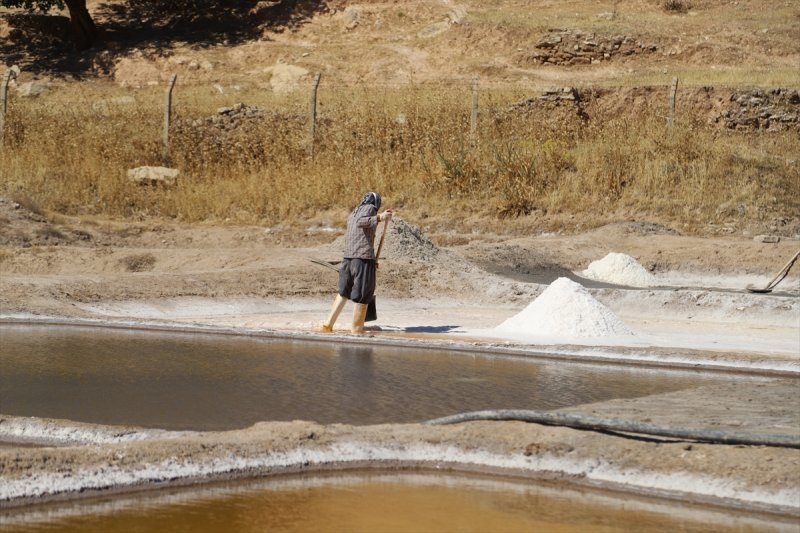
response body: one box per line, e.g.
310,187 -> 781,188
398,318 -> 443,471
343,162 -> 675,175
538,87 -> 578,101
341,6 -> 360,30
15,81 -> 51,97
448,8 -> 467,25
127,166 -> 179,187
267,64 -> 310,93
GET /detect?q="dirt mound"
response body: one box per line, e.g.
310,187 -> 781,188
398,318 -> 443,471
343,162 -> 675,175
171,102 -> 306,159
183,102 -> 265,130
504,87 -> 589,133
0,197 -> 92,248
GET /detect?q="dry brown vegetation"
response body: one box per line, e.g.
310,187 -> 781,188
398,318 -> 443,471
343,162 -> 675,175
2,82 -> 797,236
0,0 -> 798,236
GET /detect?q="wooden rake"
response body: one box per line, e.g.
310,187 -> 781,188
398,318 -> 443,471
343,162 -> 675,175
746,249 -> 799,293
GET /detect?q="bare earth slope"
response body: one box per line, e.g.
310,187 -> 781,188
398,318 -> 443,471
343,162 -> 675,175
3,0 -> 800,88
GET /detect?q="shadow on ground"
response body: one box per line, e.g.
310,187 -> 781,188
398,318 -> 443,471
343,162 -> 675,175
1,0 -> 328,77
402,326 -> 461,334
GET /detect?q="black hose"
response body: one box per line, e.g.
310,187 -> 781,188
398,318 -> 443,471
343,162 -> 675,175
426,409 -> 800,449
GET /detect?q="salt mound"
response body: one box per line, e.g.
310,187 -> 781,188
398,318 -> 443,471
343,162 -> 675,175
328,217 -> 441,262
384,218 -> 440,261
495,277 -> 635,337
582,252 -> 656,287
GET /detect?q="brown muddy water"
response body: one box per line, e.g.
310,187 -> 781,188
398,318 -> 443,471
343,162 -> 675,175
0,324 -> 761,431
2,471 -> 795,533
0,325 -> 789,532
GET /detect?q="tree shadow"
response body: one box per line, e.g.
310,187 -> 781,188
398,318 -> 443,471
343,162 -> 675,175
1,0 -> 329,78
1,13 -> 82,74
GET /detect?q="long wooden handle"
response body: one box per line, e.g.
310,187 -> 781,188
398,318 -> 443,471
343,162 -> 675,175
375,218 -> 389,261
766,249 -> 800,289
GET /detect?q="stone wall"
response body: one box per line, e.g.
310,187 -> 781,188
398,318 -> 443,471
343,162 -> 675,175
721,89 -> 799,132
506,86 -> 800,133
524,29 -> 658,66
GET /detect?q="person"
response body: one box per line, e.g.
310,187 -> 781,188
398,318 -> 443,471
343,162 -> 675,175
323,191 -> 393,334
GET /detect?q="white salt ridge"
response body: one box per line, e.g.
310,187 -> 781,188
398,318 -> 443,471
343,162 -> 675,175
495,277 -> 635,337
0,417 -> 190,446
3,441 -> 797,511
582,252 -> 656,287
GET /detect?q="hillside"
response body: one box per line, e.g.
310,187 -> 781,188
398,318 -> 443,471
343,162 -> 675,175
2,0 -> 799,88
2,1 -> 799,235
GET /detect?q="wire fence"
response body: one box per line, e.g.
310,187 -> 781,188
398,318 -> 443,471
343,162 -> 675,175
0,67 -> 700,160
2,65 -> 797,164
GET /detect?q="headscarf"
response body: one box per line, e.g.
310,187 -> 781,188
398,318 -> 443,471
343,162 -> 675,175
357,191 -> 382,211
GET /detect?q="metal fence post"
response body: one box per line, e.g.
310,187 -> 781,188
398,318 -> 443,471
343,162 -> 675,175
470,77 -> 479,147
309,72 -> 322,159
163,73 -> 177,166
667,77 -> 678,129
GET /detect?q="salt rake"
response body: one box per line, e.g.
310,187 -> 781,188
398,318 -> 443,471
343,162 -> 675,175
309,258 -> 341,272
746,249 -> 799,293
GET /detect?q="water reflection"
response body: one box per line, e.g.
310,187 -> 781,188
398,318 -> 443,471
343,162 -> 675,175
1,472 -> 794,533
0,325 -> 762,431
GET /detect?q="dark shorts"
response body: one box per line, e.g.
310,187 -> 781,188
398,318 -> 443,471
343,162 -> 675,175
338,257 -> 376,304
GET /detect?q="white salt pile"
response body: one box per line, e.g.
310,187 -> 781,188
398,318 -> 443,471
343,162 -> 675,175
582,252 -> 657,287
494,277 -> 635,338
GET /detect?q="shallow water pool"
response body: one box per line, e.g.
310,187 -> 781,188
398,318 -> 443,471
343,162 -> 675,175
0,324 -> 760,430
1,471 -> 795,533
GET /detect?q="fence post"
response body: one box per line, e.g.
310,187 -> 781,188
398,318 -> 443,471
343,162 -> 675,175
667,77 -> 678,129
1,67 -> 19,147
470,77 -> 479,147
308,72 -> 321,159
163,73 -> 177,166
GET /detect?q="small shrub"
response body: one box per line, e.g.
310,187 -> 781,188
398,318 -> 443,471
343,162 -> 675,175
36,226 -> 66,242
662,0 -> 690,13
432,141 -> 482,197
119,253 -> 156,272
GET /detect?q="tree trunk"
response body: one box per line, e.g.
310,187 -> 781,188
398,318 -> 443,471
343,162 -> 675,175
64,0 -> 98,50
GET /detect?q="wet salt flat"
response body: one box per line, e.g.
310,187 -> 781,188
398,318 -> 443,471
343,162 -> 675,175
0,324 -> 762,432
3,472 -> 796,533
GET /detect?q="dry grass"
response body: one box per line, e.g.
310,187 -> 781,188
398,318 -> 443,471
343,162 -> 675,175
0,81 -> 797,235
